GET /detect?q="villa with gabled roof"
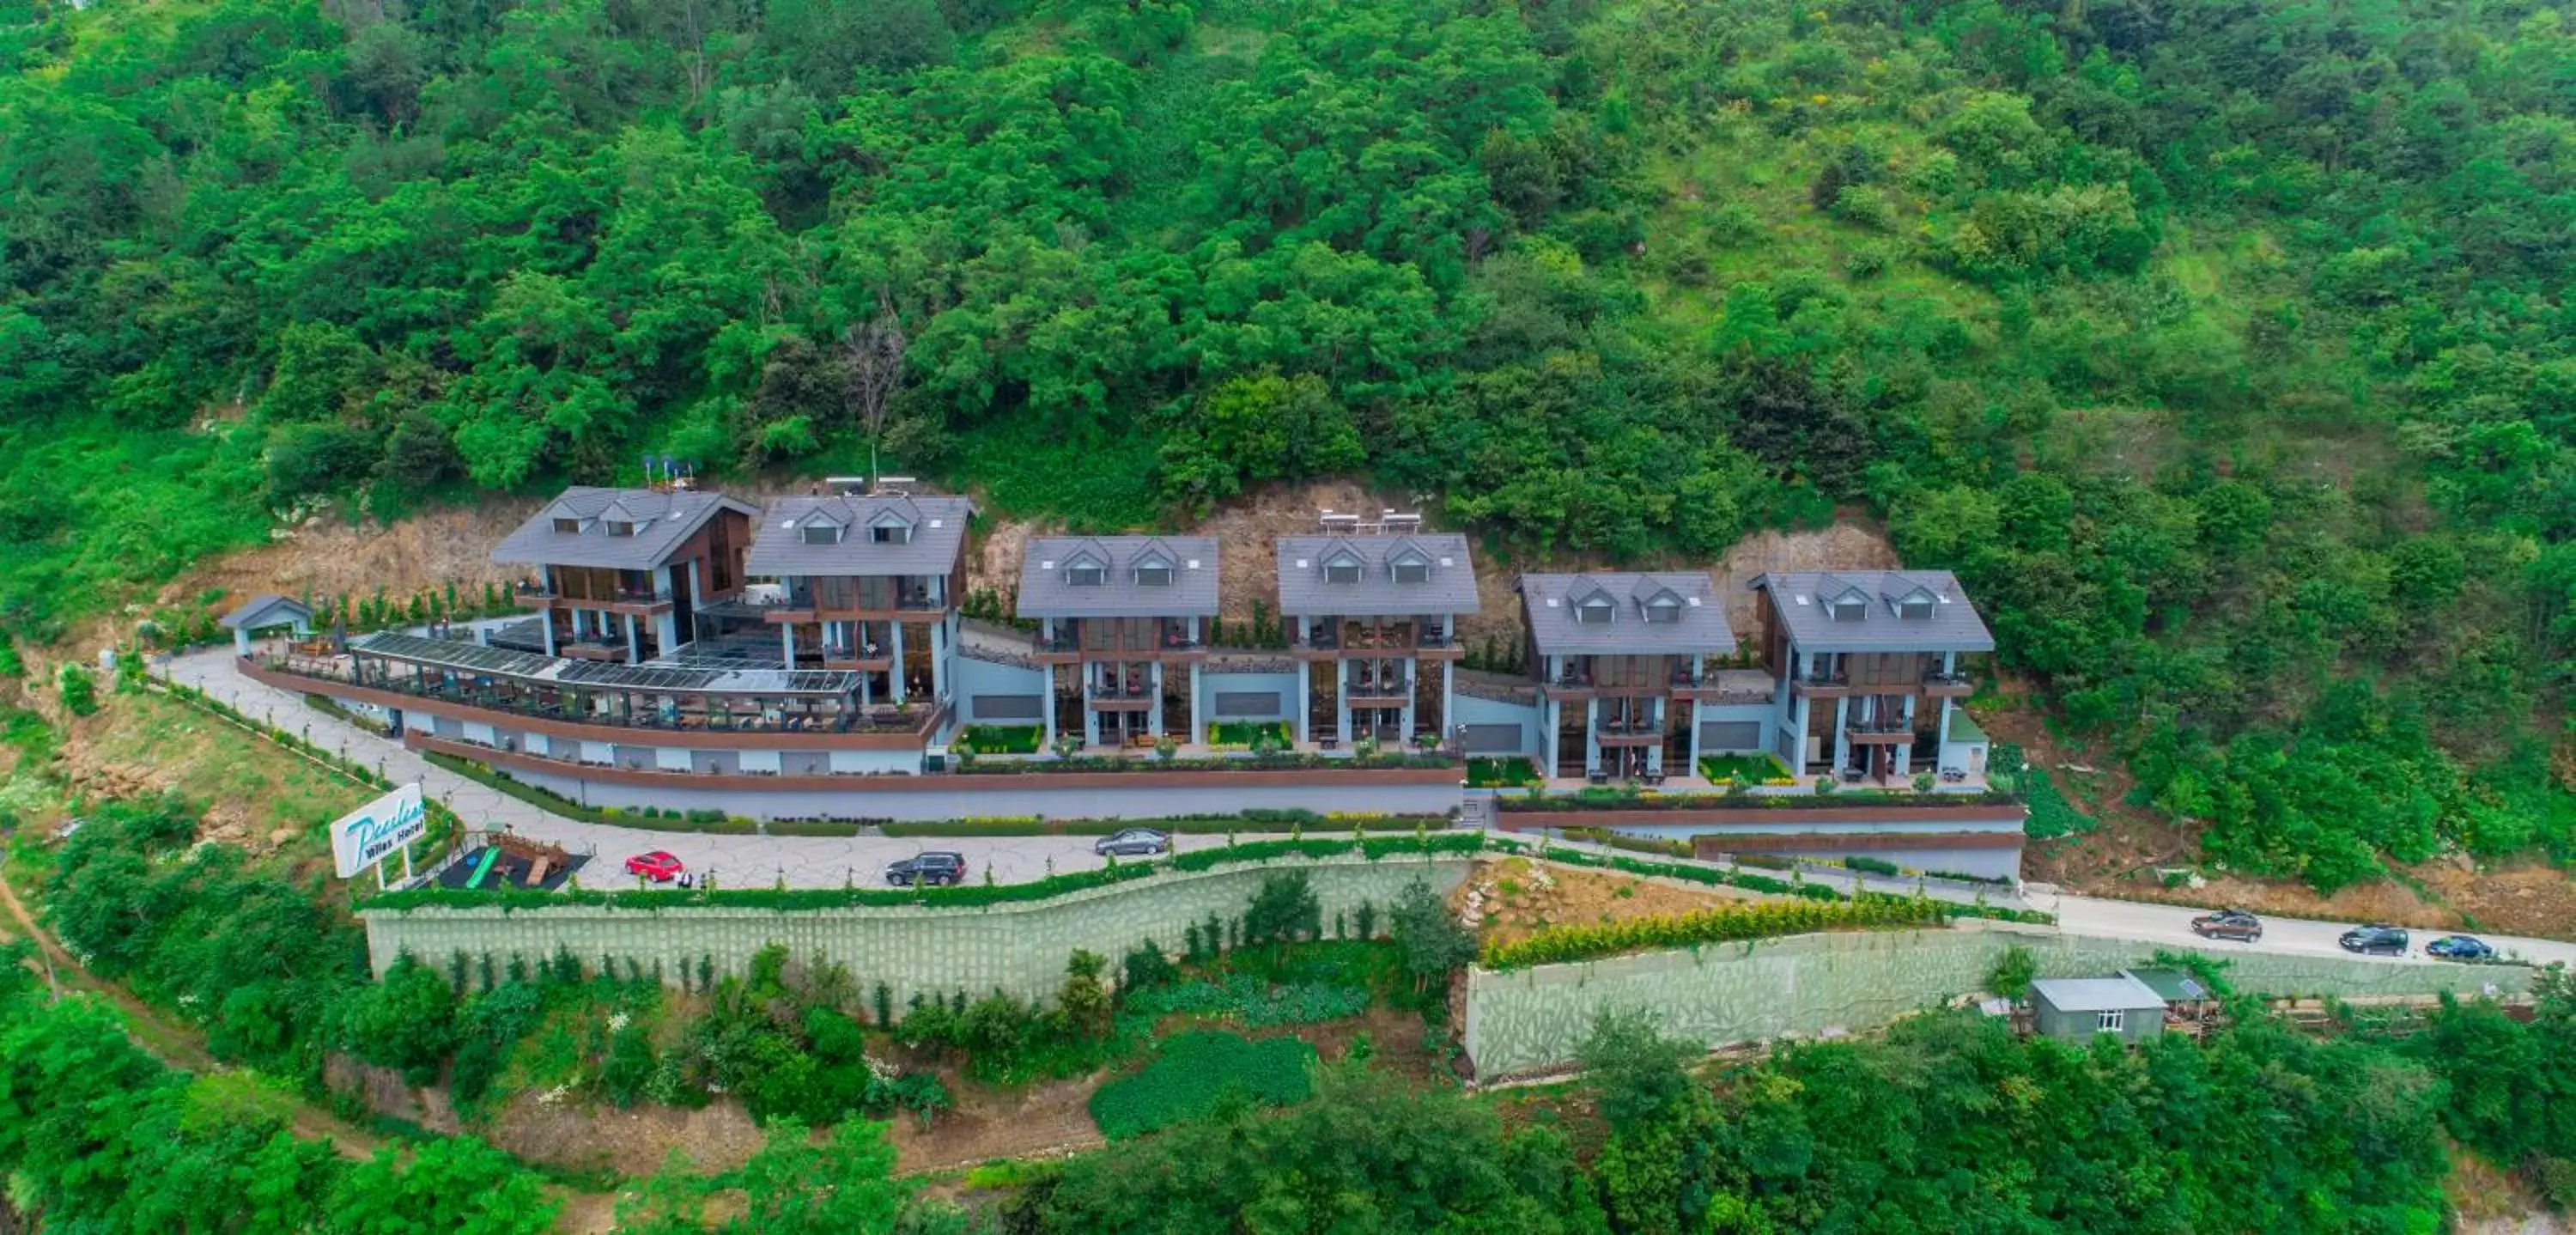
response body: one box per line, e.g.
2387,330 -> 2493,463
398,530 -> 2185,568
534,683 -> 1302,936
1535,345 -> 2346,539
1018,536 -> 1220,750
491,485 -> 759,664
1277,532 -> 1478,748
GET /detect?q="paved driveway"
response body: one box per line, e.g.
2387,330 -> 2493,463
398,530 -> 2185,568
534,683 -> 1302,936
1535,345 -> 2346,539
160,648 -> 1253,891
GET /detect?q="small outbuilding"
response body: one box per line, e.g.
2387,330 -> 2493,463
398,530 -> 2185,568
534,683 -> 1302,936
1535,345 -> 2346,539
219,593 -> 315,657
2028,972 -> 2168,1044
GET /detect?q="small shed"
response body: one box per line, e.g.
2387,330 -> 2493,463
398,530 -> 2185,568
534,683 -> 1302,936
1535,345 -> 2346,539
2028,972 -> 2168,1044
219,594 -> 315,657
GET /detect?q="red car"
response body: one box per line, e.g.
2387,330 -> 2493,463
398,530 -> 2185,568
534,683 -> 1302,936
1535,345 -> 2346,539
624,850 -> 684,882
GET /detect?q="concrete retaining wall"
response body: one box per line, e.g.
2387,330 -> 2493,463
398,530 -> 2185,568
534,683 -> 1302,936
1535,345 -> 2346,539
1461,922 -> 2535,1077
364,854 -> 1474,1010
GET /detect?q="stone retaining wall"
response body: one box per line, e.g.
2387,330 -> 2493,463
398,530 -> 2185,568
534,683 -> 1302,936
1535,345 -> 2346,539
1461,922 -> 2535,1077
363,854 -> 1473,1010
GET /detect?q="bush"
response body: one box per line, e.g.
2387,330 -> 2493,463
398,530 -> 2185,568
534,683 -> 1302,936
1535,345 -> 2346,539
1088,1031 -> 1316,1140
1845,856 -> 1901,877
56,663 -> 97,716
1990,946 -> 2039,1001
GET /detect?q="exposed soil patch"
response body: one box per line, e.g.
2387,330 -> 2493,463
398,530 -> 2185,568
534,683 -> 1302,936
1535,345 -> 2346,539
891,1070 -> 1105,1173
1455,855 -> 1767,949
490,1092 -> 767,1179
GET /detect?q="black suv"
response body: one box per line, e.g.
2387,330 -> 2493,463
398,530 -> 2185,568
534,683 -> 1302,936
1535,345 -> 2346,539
886,852 -> 968,887
2339,924 -> 2409,956
2190,909 -> 2263,942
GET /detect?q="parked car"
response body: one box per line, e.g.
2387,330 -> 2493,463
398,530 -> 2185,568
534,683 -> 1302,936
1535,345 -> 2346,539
2426,935 -> 2494,962
1093,827 -> 1171,857
886,852 -> 968,887
624,850 -> 684,882
2339,924 -> 2410,956
2190,908 -> 2263,942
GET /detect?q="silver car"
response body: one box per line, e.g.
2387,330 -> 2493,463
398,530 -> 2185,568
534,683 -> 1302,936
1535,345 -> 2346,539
1093,827 -> 1172,857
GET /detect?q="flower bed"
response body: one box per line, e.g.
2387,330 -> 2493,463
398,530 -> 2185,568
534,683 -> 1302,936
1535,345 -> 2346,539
1478,896 -> 1951,970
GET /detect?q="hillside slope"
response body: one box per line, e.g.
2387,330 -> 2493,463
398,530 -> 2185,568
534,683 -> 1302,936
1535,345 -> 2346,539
2,0 -> 2572,888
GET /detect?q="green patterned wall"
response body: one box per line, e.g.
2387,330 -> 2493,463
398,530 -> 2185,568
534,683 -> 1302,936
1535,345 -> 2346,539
1461,922 -> 2535,1078
363,854 -> 1473,1011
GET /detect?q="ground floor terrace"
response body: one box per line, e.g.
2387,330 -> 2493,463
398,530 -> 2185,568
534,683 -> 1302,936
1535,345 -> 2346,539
251,630 -> 948,745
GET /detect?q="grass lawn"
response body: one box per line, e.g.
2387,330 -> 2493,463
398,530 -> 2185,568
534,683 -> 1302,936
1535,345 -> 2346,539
1207,720 -> 1290,747
1466,757 -> 1540,788
1698,753 -> 1791,784
76,691 -> 366,856
957,724 -> 1043,754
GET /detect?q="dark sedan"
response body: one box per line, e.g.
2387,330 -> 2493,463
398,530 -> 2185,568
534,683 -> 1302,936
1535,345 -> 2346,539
2426,935 -> 2495,962
886,852 -> 968,887
2339,924 -> 2410,956
1093,828 -> 1172,857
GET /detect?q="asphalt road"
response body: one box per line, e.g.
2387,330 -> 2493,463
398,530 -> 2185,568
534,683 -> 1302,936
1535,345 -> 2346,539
2044,889 -> 2576,970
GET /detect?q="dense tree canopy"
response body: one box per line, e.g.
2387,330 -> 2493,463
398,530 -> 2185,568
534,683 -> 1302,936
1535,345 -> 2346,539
3,0 -> 2573,882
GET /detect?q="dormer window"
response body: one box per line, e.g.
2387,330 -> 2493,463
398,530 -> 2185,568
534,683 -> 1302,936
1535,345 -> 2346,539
1392,558 -> 1429,584
1137,564 -> 1171,587
605,520 -> 638,538
1643,596 -> 1680,623
1825,587 -> 1869,622
1897,596 -> 1934,620
801,523 -> 843,545
1067,563 -> 1105,587
871,524 -> 910,544
1575,596 -> 1616,624
551,517 -> 580,534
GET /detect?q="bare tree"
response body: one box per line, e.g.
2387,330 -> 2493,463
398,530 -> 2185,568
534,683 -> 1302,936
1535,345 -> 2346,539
841,293 -> 908,440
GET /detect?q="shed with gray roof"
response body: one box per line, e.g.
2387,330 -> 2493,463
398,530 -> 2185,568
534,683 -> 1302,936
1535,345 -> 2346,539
1749,570 -> 1993,654
1276,534 -> 1480,618
2028,972 -> 2167,1044
1017,537 -> 1220,618
746,494 -> 972,578
492,487 -> 757,571
1520,572 -> 1733,656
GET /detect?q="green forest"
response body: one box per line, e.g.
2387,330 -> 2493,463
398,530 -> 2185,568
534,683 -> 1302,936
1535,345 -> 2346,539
4,0 -> 2576,886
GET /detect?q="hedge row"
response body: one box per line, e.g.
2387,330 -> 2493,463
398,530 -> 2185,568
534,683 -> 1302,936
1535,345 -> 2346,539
878,814 -> 1444,838
366,833 -> 1485,913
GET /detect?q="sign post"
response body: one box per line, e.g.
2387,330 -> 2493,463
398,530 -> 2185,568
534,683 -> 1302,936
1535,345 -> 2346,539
331,784 -> 429,888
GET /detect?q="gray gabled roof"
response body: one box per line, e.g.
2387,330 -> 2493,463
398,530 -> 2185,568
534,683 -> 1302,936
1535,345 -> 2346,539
2030,973 -> 2166,1014
1749,570 -> 1995,654
1520,572 -> 1733,656
745,494 -> 972,578
1018,536 -> 1219,618
219,593 -> 313,631
491,486 -> 756,572
1275,534 -> 1479,618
